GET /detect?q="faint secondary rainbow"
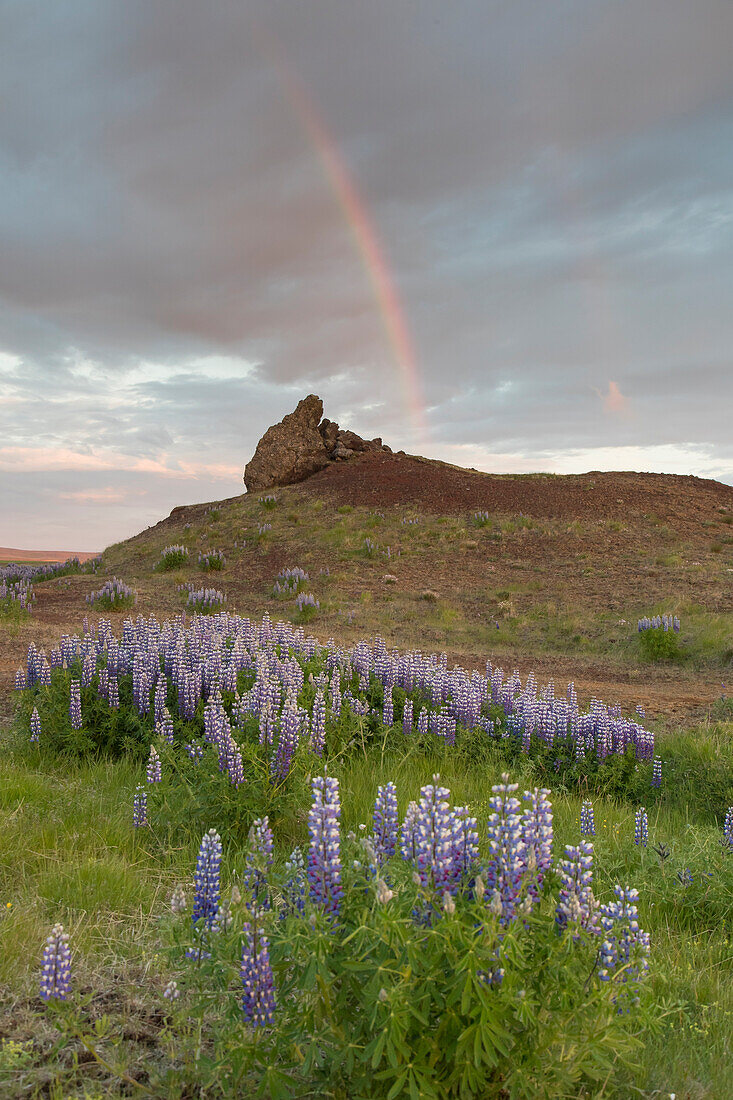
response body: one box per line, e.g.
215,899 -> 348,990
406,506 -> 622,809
256,26 -> 429,444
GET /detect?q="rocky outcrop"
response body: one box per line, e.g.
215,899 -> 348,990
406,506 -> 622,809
243,394 -> 390,492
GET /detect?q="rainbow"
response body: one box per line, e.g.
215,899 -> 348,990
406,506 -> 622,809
254,25 -> 429,444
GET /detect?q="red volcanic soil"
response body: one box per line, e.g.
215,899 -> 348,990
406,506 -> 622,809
302,450 -> 733,531
0,547 -> 99,563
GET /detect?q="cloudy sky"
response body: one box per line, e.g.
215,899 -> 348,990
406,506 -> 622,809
2,1 -> 732,550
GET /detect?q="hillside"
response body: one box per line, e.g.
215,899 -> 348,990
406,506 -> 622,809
2,450 -> 732,725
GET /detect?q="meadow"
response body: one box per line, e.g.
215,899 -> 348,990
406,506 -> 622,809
1,468 -> 732,1098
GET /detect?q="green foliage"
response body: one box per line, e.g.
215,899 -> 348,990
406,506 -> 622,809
155,546 -> 190,572
638,626 -> 682,662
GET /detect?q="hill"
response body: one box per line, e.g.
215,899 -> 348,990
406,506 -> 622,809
2,448 -> 731,725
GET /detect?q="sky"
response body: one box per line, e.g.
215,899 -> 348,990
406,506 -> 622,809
1,0 -> 732,550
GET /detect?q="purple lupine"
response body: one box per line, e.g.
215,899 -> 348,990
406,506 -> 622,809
651,757 -> 662,788
402,699 -> 413,735
157,708 -> 174,745
555,842 -> 598,935
634,808 -> 648,848
146,745 -> 162,784
108,675 -> 119,709
133,785 -> 148,827
241,921 -> 276,1026
522,787 -> 553,894
14,668 -> 25,691
414,776 -> 453,896
400,801 -> 420,862
40,924 -> 72,1002
271,697 -> 301,782
69,679 -> 82,729
185,741 -> 204,762
250,817 -> 274,866
580,800 -> 595,837
373,782 -> 399,864
382,685 -> 394,728
30,707 -> 41,744
310,690 -> 326,755
307,775 -> 343,917
449,805 -> 480,887
597,885 -> 650,1008
485,774 -> 526,925
192,829 -> 223,931
724,807 -> 733,852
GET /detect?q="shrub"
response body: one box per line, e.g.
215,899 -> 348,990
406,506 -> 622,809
155,545 -> 190,572
85,578 -> 136,611
639,627 -> 682,662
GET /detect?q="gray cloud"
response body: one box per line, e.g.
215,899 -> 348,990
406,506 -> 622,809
1,0 -> 732,545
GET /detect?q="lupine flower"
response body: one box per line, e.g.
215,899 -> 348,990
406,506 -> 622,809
69,679 -> 82,729
133,785 -> 148,827
597,885 -> 650,1009
373,782 -> 398,864
722,807 -> 733,852
651,757 -> 662,788
192,829 -> 223,931
402,699 -> 413,735
555,842 -> 598,935
157,709 -> 175,745
241,921 -> 276,1026
400,801 -> 420,862
146,745 -> 162,783
522,788 -> 553,894
40,924 -> 72,1001
580,800 -> 596,837
170,885 -> 187,914
414,776 -> 453,897
310,690 -> 326,755
485,774 -> 526,925
634,808 -> 648,848
307,775 -> 343,917
30,707 -> 41,743
283,847 -> 306,914
163,980 -> 180,1000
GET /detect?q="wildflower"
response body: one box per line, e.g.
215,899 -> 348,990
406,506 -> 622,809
373,782 -> 399,864
635,807 -> 648,848
146,745 -> 162,784
170,885 -> 187,914
376,879 -> 394,905
485,774 -> 526,924
414,775 -> 454,897
723,807 -> 733,852
30,708 -> 41,743
580,800 -> 595,837
597,885 -> 650,1009
555,842 -> 598,935
307,775 -> 343,917
522,788 -> 553,893
192,829 -> 223,931
651,757 -> 662,788
163,980 -> 180,1000
241,921 -> 276,1026
133,785 -> 148,828
69,679 -> 82,730
40,924 -> 72,1001
442,891 -> 456,916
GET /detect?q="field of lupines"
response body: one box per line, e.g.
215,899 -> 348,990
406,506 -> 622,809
3,605 -> 733,1096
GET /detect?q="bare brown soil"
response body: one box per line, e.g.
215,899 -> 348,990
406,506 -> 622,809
303,450 -> 733,532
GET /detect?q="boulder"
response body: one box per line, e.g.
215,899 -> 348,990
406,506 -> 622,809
243,394 -> 393,490
243,394 -> 330,492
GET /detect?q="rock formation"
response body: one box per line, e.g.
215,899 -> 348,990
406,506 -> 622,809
243,394 -> 390,492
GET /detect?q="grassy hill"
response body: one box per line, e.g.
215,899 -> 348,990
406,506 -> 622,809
2,452 -> 733,1098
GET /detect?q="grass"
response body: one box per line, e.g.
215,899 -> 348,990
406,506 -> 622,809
1,705 -> 733,1096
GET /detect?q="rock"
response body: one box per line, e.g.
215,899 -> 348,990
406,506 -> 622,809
243,394 -> 393,490
243,394 -> 330,492
332,442 -> 354,460
319,418 -> 339,450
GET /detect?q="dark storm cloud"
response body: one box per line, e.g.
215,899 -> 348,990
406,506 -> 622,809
1,0 -> 732,544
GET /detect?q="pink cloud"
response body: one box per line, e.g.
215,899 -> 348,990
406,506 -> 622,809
594,380 -> 629,414
0,446 -> 240,481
